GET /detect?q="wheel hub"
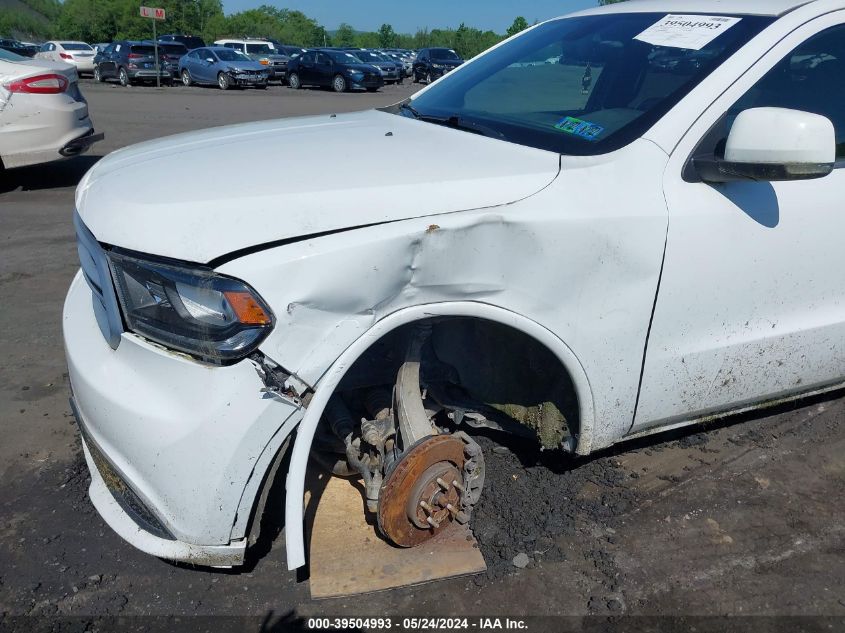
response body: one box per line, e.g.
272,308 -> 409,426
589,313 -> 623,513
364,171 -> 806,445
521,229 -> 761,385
377,432 -> 484,547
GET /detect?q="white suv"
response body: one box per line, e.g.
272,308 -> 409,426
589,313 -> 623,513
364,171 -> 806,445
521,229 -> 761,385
66,0 -> 844,570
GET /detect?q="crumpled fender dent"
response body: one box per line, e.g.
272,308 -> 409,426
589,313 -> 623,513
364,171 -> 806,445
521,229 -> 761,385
217,138 -> 669,570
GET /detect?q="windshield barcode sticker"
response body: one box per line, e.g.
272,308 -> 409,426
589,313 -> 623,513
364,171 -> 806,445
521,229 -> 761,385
555,116 -> 604,141
634,14 -> 742,50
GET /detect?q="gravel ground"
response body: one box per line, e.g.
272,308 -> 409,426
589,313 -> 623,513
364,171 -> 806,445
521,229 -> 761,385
1,79 -> 844,630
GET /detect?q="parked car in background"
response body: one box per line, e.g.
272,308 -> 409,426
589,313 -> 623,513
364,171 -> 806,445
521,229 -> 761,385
214,39 -> 287,82
0,48 -> 102,169
0,38 -> 38,57
351,49 -> 403,84
179,46 -> 270,90
36,41 -> 97,76
286,49 -> 383,92
93,41 -> 173,86
379,49 -> 413,77
147,40 -> 189,79
274,44 -> 307,60
92,43 -> 111,55
159,34 -> 206,50
413,47 -> 464,83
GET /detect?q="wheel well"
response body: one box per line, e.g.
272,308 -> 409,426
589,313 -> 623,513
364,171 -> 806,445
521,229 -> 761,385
332,316 -> 579,450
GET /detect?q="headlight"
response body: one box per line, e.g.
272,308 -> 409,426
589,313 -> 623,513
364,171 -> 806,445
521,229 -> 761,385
432,63 -> 445,69
348,69 -> 364,76
107,250 -> 274,364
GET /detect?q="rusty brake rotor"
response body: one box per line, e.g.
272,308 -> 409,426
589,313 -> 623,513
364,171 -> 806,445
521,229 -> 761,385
377,432 -> 484,547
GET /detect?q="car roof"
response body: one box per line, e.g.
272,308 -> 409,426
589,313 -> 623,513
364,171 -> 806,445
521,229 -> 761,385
569,0 -> 816,18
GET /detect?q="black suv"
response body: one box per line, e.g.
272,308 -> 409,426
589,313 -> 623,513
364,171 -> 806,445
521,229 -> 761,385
286,49 -> 383,92
413,47 -> 464,83
158,34 -> 206,50
0,38 -> 38,57
93,41 -> 173,86
146,40 -> 189,79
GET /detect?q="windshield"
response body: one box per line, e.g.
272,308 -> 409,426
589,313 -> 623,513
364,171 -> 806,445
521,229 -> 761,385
431,48 -> 460,60
61,42 -> 93,51
130,45 -> 156,56
329,51 -> 362,63
246,43 -> 273,55
405,13 -> 772,155
215,48 -> 250,62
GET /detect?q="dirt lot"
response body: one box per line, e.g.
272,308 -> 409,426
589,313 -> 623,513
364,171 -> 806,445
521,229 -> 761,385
1,79 -> 844,630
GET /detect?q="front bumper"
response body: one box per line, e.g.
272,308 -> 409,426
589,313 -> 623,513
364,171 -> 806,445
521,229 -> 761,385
63,270 -> 302,564
229,72 -> 269,86
351,75 -> 384,90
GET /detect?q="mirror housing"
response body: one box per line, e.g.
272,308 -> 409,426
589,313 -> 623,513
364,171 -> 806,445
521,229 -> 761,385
694,107 -> 836,183
205,57 -> 215,63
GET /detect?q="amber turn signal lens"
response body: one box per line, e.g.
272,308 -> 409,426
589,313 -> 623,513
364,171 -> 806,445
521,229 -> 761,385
224,291 -> 273,325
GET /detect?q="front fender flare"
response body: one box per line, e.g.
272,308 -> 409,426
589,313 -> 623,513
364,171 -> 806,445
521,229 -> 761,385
283,301 -> 595,570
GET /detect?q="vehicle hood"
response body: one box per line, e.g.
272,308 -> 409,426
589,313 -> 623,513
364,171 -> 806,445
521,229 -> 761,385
225,61 -> 266,71
76,109 -> 560,263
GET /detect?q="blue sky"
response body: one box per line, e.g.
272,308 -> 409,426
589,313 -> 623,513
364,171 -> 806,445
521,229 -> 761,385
222,0 -> 598,33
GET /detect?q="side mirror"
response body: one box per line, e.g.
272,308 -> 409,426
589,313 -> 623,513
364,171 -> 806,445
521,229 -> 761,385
694,107 -> 835,183
206,58 -> 215,63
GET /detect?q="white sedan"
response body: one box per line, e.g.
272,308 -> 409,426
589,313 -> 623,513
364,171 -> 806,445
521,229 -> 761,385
65,0 -> 843,570
35,41 -> 97,76
0,49 -> 102,169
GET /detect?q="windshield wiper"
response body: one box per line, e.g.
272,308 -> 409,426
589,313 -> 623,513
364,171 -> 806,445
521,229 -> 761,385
399,102 -> 504,140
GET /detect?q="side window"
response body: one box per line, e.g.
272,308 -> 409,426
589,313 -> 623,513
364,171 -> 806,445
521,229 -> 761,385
302,51 -> 315,63
317,52 -> 329,64
728,24 -> 845,159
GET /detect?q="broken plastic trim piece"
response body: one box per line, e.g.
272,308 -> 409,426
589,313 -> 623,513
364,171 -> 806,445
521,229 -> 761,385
249,352 -> 306,405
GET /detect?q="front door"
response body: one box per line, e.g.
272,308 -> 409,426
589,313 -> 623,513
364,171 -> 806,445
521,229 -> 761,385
635,14 -> 845,431
297,51 -> 316,84
314,52 -> 333,86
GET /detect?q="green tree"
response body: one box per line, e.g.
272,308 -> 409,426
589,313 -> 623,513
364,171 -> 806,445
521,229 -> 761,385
334,22 -> 355,47
506,16 -> 528,37
377,23 -> 396,47
354,31 -> 380,48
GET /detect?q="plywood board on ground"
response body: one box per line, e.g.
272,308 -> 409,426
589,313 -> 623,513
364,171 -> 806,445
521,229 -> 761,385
307,472 -> 487,599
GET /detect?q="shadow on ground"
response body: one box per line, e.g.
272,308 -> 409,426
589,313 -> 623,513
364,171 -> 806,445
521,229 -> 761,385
0,156 -> 101,194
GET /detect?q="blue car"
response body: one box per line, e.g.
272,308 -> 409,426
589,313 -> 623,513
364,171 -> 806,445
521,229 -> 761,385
178,46 -> 270,90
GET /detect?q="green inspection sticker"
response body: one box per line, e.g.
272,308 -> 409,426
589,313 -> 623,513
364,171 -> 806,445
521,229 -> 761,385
554,116 -> 605,141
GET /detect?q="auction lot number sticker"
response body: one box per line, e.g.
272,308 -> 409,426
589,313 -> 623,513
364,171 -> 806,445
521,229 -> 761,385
634,14 -> 742,50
